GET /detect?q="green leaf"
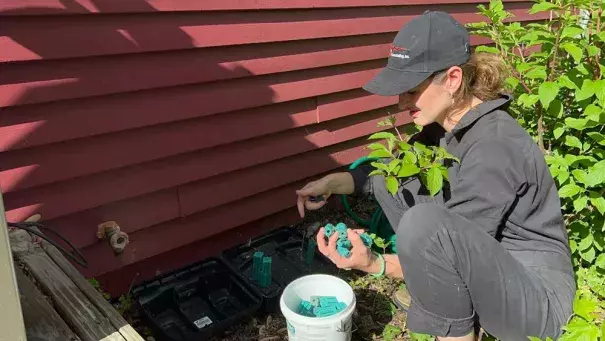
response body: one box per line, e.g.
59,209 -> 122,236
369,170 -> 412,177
518,94 -> 540,108
561,316 -> 600,340
525,67 -> 547,80
398,163 -> 420,177
426,166 -> 443,197
590,196 -> 605,215
367,142 -> 388,151
579,233 -> 594,251
590,162 -> 605,185
570,240 -> 578,253
538,81 -> 560,109
475,45 -> 500,54
505,76 -> 520,90
562,43 -> 584,63
565,135 -> 583,150
558,74 -> 579,89
398,141 -> 412,151
369,149 -> 392,158
580,246 -> 596,263
371,162 -> 390,172
546,99 -> 563,118
369,131 -> 396,140
402,151 -> 417,164
559,183 -> 583,198
385,176 -> 398,196
561,26 -> 584,40
382,325 -> 402,341
388,159 -> 401,172
595,80 -> 605,107
369,169 -> 384,176
587,132 -> 605,146
440,165 -> 449,182
576,80 -> 596,101
583,104 -> 603,121
572,169 -> 591,185
557,170 -> 570,184
553,123 -> 565,139
529,1 -> 558,14
574,196 -> 589,212
587,45 -> 601,57
564,117 -> 589,130
413,142 -> 429,154
575,293 -> 598,322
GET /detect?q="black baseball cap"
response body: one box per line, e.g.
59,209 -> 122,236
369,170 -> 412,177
363,10 -> 471,96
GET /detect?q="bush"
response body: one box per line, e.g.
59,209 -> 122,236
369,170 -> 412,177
367,0 -> 605,339
469,0 -> 604,339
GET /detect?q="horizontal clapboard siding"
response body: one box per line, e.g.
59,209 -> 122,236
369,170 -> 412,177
0,0 -> 539,295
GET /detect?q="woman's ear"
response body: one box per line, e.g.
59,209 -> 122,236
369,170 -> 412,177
444,66 -> 463,94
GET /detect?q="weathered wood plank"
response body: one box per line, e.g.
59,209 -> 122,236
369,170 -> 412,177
9,229 -> 126,341
15,264 -> 81,341
43,239 -> 144,341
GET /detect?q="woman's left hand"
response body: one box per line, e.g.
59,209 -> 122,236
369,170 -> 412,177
316,227 -> 375,271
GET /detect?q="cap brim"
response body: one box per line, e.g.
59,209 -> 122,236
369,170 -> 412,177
362,67 -> 432,96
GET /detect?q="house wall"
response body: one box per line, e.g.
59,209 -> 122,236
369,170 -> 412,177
0,0 -> 541,295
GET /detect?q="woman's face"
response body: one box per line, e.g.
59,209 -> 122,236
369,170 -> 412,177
398,67 -> 461,127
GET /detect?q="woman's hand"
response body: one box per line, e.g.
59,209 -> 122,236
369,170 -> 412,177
296,177 -> 332,218
316,227 -> 376,272
296,173 -> 355,218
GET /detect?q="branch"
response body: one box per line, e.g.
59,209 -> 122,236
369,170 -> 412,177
595,8 -> 602,80
548,21 -> 562,81
537,106 -> 546,153
511,67 -> 533,94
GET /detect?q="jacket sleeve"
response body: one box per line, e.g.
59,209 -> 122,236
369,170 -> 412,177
445,137 -> 527,237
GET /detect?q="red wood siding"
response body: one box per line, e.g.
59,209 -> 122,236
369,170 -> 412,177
0,0 -> 541,295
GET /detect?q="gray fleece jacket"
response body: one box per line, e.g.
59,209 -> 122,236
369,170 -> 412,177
350,94 -> 573,273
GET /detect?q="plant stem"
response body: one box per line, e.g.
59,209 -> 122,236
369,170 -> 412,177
548,21 -> 562,82
595,8 -> 602,80
537,105 -> 546,153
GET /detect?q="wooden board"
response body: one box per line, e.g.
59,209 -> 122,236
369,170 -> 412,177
42,240 -> 144,341
14,264 -> 81,341
9,228 -> 126,341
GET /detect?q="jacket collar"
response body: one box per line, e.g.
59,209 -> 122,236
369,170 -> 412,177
446,93 -> 513,143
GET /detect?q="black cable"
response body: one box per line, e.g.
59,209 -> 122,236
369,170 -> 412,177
8,221 -> 88,268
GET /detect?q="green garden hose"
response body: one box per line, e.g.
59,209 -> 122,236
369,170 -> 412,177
341,156 -> 397,253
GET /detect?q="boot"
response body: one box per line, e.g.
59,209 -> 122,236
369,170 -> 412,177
392,286 -> 411,312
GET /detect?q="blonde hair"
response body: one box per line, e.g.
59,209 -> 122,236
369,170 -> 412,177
433,52 -> 507,109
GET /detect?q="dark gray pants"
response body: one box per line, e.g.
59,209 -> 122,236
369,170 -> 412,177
369,176 -> 575,340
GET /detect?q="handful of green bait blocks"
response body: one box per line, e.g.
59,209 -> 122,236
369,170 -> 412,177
323,222 -> 373,258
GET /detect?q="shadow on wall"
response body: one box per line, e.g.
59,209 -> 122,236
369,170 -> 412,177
0,0 -> 348,285
0,0 -> 286,218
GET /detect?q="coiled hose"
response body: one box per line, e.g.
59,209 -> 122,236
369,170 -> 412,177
341,156 -> 397,253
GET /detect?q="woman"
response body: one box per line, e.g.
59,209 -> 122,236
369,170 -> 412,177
295,11 -> 575,341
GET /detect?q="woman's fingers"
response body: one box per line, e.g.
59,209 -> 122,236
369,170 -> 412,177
348,229 -> 366,249
316,228 -> 328,255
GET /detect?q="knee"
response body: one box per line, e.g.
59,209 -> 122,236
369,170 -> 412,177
396,203 -> 447,256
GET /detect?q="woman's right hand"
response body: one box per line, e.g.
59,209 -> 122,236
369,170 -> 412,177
296,177 -> 332,218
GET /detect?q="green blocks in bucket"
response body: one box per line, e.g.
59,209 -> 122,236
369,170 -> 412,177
296,296 -> 347,317
252,251 -> 272,288
324,222 -> 373,258
280,274 -> 356,341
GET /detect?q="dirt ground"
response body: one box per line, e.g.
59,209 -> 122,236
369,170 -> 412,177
123,195 -> 412,340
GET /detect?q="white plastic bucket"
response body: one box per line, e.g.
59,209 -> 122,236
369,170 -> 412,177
279,274 -> 356,341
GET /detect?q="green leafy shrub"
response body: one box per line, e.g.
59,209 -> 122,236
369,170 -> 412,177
365,0 -> 605,339
468,0 -> 605,339
366,115 -> 459,196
